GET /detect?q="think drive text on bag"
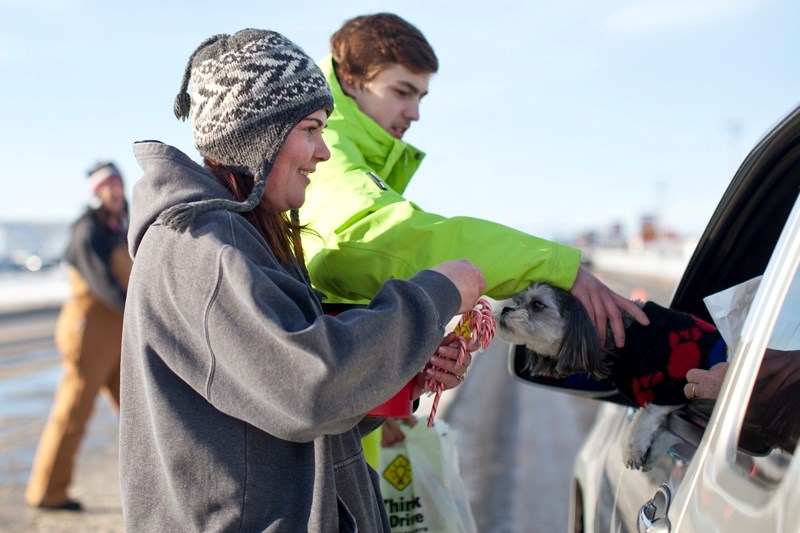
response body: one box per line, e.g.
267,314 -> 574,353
378,419 -> 477,533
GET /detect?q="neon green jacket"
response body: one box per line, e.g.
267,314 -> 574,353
299,55 -> 582,304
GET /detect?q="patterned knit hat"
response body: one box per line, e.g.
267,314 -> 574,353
159,28 -> 334,232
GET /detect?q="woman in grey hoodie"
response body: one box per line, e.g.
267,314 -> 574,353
119,29 -> 485,532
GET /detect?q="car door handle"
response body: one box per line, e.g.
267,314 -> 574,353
638,483 -> 672,533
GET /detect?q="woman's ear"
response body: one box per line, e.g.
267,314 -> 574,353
555,293 -> 609,379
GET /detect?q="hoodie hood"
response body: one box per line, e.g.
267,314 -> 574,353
129,141 -> 233,258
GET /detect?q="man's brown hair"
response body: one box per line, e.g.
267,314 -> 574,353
330,13 -> 438,89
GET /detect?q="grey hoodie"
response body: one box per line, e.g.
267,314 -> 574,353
120,142 -> 462,532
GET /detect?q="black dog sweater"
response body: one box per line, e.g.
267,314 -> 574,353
611,301 -> 728,407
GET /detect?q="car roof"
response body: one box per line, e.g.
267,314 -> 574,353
672,102 -> 800,320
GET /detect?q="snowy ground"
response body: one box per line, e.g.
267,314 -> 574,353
0,267 -> 69,314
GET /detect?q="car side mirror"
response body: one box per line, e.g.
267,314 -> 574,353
507,343 -> 635,405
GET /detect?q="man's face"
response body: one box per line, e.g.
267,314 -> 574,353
342,63 -> 431,139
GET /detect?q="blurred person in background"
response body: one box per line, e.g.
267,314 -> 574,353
25,161 -> 131,511
300,12 -> 648,458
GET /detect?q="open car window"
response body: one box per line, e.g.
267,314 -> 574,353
508,104 -> 800,407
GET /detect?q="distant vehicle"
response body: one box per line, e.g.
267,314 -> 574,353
509,102 -> 800,532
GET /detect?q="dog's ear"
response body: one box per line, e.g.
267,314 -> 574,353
554,292 -> 610,379
522,348 -> 562,377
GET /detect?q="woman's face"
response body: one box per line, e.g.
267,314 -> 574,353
96,175 -> 126,217
265,109 -> 330,212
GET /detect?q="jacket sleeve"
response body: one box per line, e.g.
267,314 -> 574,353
136,215 -> 463,443
301,166 -> 582,302
202,247 -> 460,443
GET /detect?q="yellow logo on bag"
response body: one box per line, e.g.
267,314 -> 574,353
383,454 -> 412,491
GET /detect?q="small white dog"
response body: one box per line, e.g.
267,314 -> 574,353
495,282 -> 727,469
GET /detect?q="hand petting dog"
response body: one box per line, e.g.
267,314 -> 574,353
570,265 -> 650,348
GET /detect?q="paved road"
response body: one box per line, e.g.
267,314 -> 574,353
0,271 -> 675,532
0,306 -> 122,532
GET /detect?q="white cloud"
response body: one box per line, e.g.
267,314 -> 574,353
603,0 -> 758,34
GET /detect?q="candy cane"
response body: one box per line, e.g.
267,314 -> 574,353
426,298 -> 496,428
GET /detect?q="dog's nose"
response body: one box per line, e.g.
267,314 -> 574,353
501,307 -> 513,315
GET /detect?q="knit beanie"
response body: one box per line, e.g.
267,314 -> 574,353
159,28 -> 334,232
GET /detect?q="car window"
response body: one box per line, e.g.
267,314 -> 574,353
733,206 -> 800,487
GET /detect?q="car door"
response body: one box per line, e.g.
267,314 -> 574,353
669,192 -> 800,532
629,103 -> 800,533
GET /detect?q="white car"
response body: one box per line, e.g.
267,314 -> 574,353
510,102 -> 800,532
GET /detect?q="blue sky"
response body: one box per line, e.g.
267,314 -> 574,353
1,0 -> 798,241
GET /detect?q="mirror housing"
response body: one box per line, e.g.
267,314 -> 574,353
507,343 -> 634,405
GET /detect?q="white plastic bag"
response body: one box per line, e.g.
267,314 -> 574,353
704,273 -> 800,350
378,418 -> 477,533
703,275 -> 762,350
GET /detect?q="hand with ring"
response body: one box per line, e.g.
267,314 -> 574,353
415,332 -> 474,396
685,362 -> 729,400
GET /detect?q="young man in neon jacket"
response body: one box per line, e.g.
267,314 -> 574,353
300,14 -> 649,462
301,13 -> 646,345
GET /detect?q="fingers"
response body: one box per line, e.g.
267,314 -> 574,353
574,284 -> 612,348
571,265 -> 652,349
570,266 -> 607,346
425,342 -> 472,391
425,365 -> 464,390
595,299 -> 613,348
709,362 -> 730,379
617,294 -> 650,326
685,363 -> 729,400
431,346 -> 472,374
380,418 -> 406,447
599,287 -> 652,348
685,367 -> 707,383
464,337 -> 483,352
683,381 -> 700,400
442,330 -> 481,352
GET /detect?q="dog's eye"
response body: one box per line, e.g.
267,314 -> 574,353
530,300 -> 546,311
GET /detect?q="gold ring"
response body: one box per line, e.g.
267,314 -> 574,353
456,373 -> 465,382
691,384 -> 697,399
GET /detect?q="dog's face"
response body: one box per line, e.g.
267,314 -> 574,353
495,283 -> 568,356
495,283 -> 609,379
